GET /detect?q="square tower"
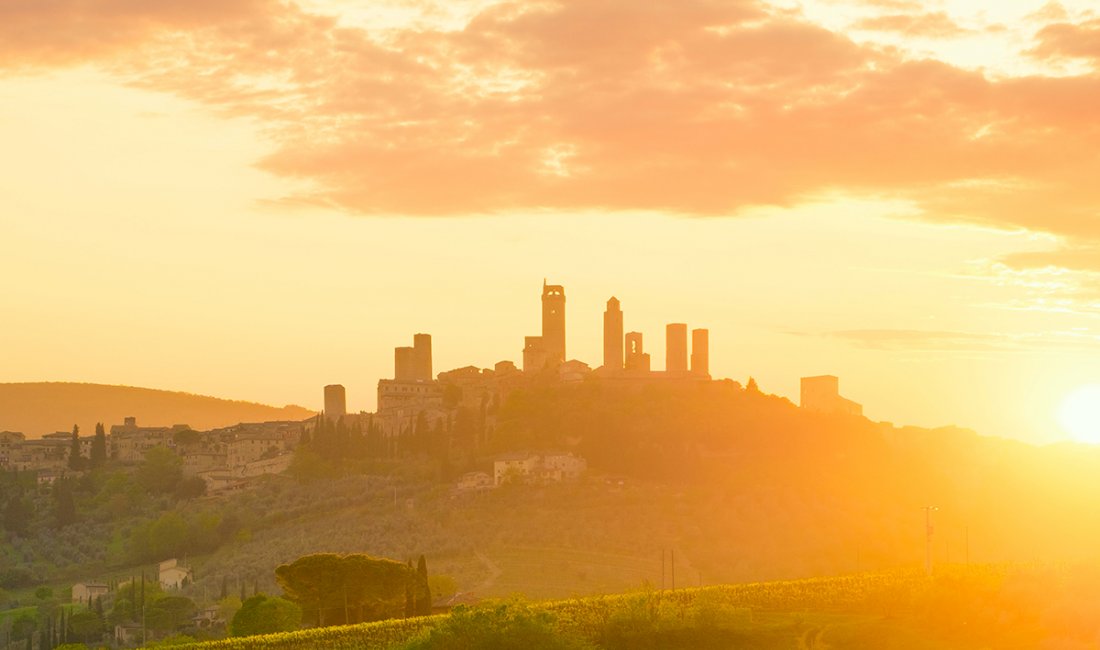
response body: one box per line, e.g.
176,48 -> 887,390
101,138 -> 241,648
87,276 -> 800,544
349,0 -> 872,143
541,280 -> 566,365
603,297 -> 624,371
323,384 -> 347,419
666,323 -> 688,373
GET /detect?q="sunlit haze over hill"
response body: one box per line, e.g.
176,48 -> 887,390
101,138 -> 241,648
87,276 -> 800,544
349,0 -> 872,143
3,0 -> 1100,446
7,3 -> 1100,649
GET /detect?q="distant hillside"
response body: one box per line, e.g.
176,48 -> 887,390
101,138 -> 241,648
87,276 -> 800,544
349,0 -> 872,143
0,383 -> 315,437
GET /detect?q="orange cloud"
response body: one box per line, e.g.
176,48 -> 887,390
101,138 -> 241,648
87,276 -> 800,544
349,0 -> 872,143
0,0 -> 263,69
853,12 -> 971,38
2,0 -> 1098,268
1030,18 -> 1100,63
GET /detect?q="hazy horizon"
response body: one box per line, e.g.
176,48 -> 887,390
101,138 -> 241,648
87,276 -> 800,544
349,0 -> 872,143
4,0 -> 1100,446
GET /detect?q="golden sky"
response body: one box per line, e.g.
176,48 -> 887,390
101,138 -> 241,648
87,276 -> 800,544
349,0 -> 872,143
2,0 -> 1099,443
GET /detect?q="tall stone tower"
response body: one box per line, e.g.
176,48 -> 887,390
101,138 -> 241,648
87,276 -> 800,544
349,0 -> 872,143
691,328 -> 709,377
541,280 -> 566,365
394,347 -> 415,380
666,323 -> 688,373
413,333 -> 433,381
603,297 -> 624,371
323,384 -> 347,419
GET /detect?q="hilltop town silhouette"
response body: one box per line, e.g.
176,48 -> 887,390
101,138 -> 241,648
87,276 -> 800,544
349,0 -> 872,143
0,280 -> 863,490
331,280 -> 863,441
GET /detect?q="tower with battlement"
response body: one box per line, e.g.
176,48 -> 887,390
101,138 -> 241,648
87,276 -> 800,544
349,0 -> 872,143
542,280 -> 566,366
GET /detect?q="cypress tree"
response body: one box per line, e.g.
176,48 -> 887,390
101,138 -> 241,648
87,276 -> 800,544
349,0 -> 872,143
415,555 -> 432,616
404,560 -> 415,618
220,575 -> 228,600
140,569 -> 146,628
90,422 -> 107,468
68,425 -> 84,471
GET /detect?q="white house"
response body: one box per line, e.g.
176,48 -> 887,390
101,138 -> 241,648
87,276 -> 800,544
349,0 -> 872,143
493,452 -> 587,486
158,558 -> 192,589
493,453 -> 541,486
72,582 -> 108,605
456,471 -> 494,492
540,452 -> 587,481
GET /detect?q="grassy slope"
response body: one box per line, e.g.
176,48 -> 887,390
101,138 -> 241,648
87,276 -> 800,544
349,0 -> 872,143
180,473 -> 897,605
165,571 -> 991,650
0,382 -> 314,436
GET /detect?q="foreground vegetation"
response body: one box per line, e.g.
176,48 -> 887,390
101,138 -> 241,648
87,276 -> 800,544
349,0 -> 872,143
166,565 -> 1100,650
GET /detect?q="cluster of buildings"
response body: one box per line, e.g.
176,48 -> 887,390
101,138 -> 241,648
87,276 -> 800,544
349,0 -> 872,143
0,417 -> 304,492
73,558 -> 221,645
520,281 -> 713,379
0,429 -> 93,481
71,558 -> 193,608
1,281 -> 864,492
318,280 -> 861,445
318,280 -> 719,443
452,451 -> 589,493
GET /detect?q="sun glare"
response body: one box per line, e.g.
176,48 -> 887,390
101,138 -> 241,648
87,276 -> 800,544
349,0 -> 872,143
1059,384 -> 1100,444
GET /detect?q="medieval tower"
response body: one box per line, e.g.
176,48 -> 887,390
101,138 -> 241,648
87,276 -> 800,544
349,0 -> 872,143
542,280 -> 566,365
603,297 -> 624,371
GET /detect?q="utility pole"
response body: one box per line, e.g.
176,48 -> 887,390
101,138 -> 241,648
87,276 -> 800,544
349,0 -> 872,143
141,568 -> 147,646
670,549 -> 675,590
661,549 -> 665,591
923,506 -> 938,575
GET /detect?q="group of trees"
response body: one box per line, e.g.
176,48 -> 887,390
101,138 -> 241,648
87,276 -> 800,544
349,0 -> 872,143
136,446 -> 206,500
274,553 -> 432,627
125,510 -> 242,564
231,594 -> 301,637
67,423 -> 108,471
1,424 -> 208,546
0,443 -> 221,596
2,586 -> 107,648
100,576 -> 207,643
292,408 -> 485,484
490,378 -> 887,482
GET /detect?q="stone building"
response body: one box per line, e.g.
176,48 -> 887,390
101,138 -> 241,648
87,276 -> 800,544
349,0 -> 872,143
800,375 -> 863,416
603,297 -> 624,372
324,384 -> 347,419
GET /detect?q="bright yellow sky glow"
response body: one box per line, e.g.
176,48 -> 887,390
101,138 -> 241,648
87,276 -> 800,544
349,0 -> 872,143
1059,385 -> 1100,444
2,0 -> 1099,443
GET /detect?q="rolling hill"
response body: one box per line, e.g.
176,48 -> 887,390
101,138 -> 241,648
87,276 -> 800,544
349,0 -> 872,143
0,382 -> 315,437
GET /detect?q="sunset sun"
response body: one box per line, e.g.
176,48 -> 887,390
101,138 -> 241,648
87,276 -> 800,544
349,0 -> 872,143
1059,385 -> 1100,444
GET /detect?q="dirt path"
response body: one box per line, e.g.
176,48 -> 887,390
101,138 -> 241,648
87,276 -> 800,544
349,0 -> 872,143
472,548 -> 502,594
